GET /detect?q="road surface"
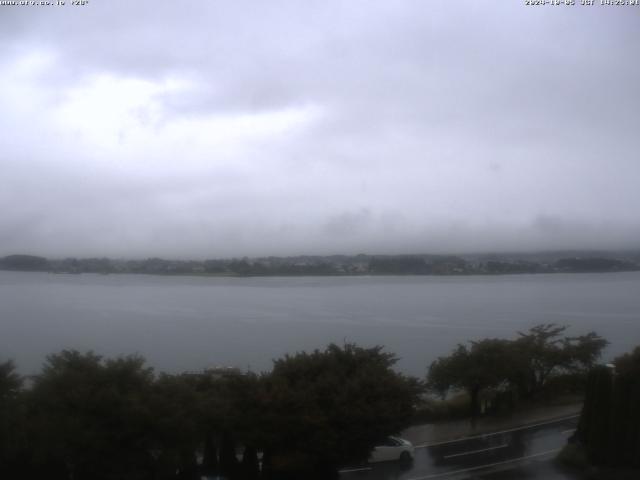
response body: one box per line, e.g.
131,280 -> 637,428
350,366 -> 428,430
340,415 -> 582,480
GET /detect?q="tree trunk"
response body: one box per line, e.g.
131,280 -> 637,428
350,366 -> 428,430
469,385 -> 480,428
240,445 -> 260,479
219,431 -> 238,476
201,433 -> 218,474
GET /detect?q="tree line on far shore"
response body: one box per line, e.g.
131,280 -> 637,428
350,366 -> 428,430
0,324 -> 631,480
1,252 -> 638,277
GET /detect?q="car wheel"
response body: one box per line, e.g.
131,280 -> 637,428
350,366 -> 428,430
399,451 -> 412,464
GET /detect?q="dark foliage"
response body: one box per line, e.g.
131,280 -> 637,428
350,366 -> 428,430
260,344 -> 422,476
577,346 -> 640,468
427,324 -> 607,419
0,343 -> 421,479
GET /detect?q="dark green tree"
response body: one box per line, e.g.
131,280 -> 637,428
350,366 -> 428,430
147,373 -> 204,480
260,343 -> 421,478
27,350 -> 156,480
0,360 -> 25,477
427,339 -> 514,421
577,346 -> 640,468
512,324 -> 607,398
0,360 -> 21,398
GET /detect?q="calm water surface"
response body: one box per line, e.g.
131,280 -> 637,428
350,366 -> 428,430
1,271 -> 639,376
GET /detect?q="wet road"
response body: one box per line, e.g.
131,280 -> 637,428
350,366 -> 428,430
340,416 -> 582,480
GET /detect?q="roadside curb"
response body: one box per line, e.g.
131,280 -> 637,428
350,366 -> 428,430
403,404 -> 582,447
414,413 -> 580,448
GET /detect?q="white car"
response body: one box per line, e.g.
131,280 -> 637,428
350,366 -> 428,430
369,436 -> 415,464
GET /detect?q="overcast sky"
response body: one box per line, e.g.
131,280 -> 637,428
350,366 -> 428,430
1,1 -> 639,259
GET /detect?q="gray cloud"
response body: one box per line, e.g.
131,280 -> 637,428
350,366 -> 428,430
0,1 -> 639,258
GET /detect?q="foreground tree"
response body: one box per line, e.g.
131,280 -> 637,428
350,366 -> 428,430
26,350 -> 156,480
427,324 -> 608,421
576,346 -> 640,468
512,324 -> 607,398
428,339 -> 514,421
260,343 -> 422,478
175,367 -> 263,479
0,360 -> 24,477
0,360 -> 21,399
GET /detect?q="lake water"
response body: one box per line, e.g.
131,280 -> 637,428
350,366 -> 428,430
1,270 -> 639,377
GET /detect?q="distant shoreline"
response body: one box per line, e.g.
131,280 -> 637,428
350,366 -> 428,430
1,250 -> 638,278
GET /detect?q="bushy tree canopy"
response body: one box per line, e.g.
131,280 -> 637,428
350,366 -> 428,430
578,345 -> 640,468
428,339 -> 515,418
512,324 -> 607,398
0,360 -> 24,476
261,343 -> 422,475
427,324 -> 608,419
27,350 -> 156,480
0,343 -> 422,480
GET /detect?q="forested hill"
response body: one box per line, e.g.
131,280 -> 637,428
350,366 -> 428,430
1,251 -> 639,276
